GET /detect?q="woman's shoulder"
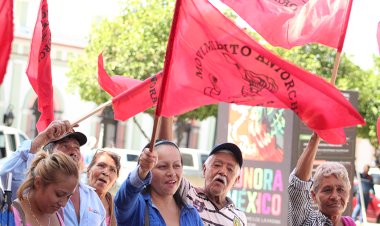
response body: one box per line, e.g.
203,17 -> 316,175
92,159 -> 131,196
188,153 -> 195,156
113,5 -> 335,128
182,203 -> 200,215
341,216 -> 356,226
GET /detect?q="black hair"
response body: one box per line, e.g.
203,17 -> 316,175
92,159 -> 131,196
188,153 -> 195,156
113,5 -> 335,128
143,139 -> 179,150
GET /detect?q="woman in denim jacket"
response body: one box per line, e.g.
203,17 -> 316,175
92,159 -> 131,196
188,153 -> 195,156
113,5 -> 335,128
114,140 -> 203,226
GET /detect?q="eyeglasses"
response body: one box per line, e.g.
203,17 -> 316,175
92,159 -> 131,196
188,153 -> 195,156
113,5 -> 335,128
93,149 -> 121,162
89,149 -> 122,175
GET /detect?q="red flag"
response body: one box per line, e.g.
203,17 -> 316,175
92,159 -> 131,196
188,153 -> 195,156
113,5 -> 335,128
377,22 -> 380,54
156,0 -> 364,144
0,0 -> 14,84
98,53 -> 141,97
97,53 -> 162,121
220,0 -> 353,50
26,0 -> 54,132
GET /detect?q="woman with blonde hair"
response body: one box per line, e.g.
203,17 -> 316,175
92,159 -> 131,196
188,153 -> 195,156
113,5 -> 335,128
13,151 -> 79,226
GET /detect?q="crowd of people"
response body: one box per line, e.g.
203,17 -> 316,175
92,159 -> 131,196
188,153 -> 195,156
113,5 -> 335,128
0,119 -> 364,226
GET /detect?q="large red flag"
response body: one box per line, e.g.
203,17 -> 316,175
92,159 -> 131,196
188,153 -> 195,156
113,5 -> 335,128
0,0 -> 13,85
155,0 -> 364,144
26,0 -> 54,132
220,0 -> 352,50
97,53 -> 162,121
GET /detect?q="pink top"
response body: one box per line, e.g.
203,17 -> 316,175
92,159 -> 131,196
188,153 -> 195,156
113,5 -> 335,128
106,216 -> 110,226
13,207 -> 64,226
341,216 -> 356,226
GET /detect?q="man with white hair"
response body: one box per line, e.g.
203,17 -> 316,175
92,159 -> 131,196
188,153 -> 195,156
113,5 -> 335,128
180,142 -> 247,226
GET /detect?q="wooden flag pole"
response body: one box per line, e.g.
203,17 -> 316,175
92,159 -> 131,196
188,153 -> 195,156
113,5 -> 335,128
330,0 -> 353,84
330,51 -> 342,84
148,0 -> 182,152
148,115 -> 162,153
70,100 -> 112,126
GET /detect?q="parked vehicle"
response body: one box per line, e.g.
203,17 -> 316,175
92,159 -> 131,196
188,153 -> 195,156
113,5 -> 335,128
352,168 -> 380,223
0,126 -> 29,165
180,148 -> 209,187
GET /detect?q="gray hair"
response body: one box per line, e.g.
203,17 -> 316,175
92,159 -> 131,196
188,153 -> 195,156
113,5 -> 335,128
312,161 -> 351,192
204,150 -> 241,176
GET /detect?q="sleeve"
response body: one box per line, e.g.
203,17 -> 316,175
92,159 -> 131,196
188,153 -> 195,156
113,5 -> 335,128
114,166 -> 152,225
287,168 -> 314,226
0,140 -> 35,200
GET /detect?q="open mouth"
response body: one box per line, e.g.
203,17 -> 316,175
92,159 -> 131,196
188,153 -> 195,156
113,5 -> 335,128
166,180 -> 177,184
214,176 -> 227,185
97,178 -> 107,184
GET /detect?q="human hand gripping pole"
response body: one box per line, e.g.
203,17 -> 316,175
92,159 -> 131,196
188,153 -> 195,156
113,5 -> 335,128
30,120 -> 75,153
138,148 -> 158,180
295,133 -> 321,181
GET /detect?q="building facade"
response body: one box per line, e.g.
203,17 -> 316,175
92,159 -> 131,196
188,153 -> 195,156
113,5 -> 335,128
1,0 -> 215,151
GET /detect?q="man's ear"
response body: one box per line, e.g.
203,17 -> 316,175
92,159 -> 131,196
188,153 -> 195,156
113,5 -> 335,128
311,190 -> 317,202
233,175 -> 241,186
203,164 -> 206,177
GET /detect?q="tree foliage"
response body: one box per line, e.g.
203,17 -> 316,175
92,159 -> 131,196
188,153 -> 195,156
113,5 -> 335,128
67,0 -> 380,147
66,0 -> 216,122
272,44 -> 380,148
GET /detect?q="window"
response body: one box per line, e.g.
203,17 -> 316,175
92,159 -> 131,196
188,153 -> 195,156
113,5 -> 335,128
7,134 -> 17,152
126,154 -> 139,162
182,153 -> 194,167
0,131 -> 5,159
200,154 -> 208,165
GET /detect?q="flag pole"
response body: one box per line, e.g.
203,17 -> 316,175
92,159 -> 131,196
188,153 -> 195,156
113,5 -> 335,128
148,0 -> 182,152
330,0 -> 353,84
330,52 -> 341,84
70,100 -> 112,126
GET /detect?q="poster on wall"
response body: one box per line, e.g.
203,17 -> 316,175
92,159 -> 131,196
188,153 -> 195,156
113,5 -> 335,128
220,104 -> 293,226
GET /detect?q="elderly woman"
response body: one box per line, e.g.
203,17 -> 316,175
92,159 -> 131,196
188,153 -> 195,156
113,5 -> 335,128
87,150 -> 121,226
288,133 -> 356,226
114,140 -> 203,226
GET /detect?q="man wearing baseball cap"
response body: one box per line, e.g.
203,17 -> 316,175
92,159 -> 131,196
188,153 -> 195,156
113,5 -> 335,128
0,120 -> 106,226
179,142 -> 247,226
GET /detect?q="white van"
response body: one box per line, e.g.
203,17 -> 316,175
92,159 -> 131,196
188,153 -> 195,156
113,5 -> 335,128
0,126 -> 29,164
180,148 -> 210,187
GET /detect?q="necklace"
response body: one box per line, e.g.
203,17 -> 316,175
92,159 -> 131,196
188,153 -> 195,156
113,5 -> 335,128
27,193 -> 51,226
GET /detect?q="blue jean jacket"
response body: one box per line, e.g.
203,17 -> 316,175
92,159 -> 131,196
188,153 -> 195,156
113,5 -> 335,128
114,167 -> 204,226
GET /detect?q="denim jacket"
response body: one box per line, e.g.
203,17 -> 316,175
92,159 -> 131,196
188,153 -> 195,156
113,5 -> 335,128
114,167 -> 204,226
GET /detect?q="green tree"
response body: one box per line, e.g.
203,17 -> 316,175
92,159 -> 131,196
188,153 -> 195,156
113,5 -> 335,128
66,0 -> 216,122
272,44 -> 380,148
67,0 -> 380,147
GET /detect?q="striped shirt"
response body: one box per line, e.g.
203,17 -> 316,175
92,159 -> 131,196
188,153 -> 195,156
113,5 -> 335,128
288,170 -> 346,226
180,178 -> 247,226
